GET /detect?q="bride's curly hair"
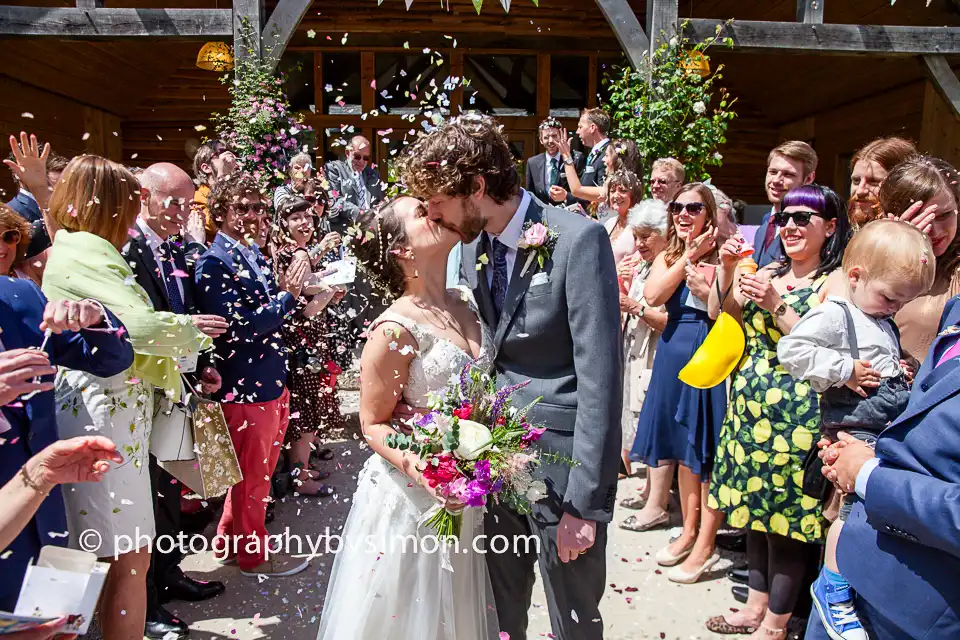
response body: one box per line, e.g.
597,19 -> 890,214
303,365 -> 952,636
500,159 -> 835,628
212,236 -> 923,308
346,197 -> 410,301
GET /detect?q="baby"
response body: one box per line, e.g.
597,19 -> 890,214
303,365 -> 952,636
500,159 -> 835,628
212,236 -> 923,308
777,219 -> 935,640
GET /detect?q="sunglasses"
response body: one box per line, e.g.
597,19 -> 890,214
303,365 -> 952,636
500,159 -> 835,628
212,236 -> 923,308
773,210 -> 822,227
667,201 -> 706,216
234,202 -> 265,216
651,178 -> 676,186
353,154 -> 371,162
1,229 -> 21,245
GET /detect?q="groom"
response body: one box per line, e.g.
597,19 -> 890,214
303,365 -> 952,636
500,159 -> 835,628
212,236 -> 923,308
398,114 -> 622,639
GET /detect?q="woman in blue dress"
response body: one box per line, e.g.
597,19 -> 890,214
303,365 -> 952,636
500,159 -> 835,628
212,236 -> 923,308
626,183 -> 728,566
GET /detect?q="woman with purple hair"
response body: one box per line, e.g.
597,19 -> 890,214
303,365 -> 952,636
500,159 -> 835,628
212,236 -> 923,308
695,185 -> 851,639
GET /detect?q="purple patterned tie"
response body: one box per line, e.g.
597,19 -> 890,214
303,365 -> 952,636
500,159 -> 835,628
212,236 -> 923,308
491,238 -> 509,321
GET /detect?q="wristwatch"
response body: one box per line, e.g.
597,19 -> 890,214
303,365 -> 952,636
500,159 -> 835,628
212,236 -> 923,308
636,302 -> 646,317
563,157 -> 574,166
773,301 -> 788,317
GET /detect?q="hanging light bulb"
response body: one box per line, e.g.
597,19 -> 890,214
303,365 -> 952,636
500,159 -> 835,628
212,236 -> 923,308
197,41 -> 234,71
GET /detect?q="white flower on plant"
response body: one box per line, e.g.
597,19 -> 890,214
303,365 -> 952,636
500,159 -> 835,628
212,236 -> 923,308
454,419 -> 493,460
526,480 -> 548,503
669,36 -> 678,47
713,152 -> 724,161
693,101 -> 706,115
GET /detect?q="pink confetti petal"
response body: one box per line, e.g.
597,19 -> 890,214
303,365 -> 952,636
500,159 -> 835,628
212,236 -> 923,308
170,269 -> 189,278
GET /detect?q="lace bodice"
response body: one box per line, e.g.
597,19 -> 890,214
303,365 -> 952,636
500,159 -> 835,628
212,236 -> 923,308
367,287 -> 494,406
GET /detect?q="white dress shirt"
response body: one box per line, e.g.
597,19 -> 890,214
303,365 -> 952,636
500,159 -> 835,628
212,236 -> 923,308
589,138 -> 610,162
544,152 -> 562,188
136,217 -> 185,303
485,189 -> 533,290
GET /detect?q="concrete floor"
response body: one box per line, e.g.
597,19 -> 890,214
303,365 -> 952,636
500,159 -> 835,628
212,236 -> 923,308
164,390 -> 757,640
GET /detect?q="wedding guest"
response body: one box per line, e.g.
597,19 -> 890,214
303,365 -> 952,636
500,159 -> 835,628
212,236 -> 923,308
557,137 -> 639,209
324,135 -> 384,234
194,173 -> 310,578
527,117 -> 584,206
806,294 -> 960,639
616,200 -> 669,511
649,158 -> 685,203
603,170 -> 645,263
847,136 -> 917,230
753,142 -> 818,268
704,185 -> 850,637
575,107 -> 612,190
885,157 -> 960,363
272,196 -> 345,497
274,152 -> 314,210
0,277 -> 133,613
41,156 -> 212,640
4,135 -> 66,224
0,204 -> 31,278
122,163 -> 228,640
192,140 -> 237,243
629,184 -> 725,554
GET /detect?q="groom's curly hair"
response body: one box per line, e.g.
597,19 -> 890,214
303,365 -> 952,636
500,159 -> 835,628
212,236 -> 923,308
396,113 -> 520,204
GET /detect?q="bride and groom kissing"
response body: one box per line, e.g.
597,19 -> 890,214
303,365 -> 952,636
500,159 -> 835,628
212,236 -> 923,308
316,114 -> 623,640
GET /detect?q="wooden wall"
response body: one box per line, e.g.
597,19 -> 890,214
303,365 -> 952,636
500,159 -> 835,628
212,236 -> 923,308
0,75 -> 121,200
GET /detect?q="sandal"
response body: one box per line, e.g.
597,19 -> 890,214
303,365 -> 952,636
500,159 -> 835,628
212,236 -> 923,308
619,494 -> 649,510
618,511 -> 668,532
705,615 -> 758,635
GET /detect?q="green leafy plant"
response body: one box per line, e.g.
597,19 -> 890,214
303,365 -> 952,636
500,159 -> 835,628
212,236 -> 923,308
602,20 -> 738,189
210,20 -> 313,193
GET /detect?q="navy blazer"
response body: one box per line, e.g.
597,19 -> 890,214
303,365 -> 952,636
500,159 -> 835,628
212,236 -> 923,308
0,277 -> 133,602
193,233 -> 297,404
838,295 -> 960,638
752,210 -> 784,268
5,192 -> 41,223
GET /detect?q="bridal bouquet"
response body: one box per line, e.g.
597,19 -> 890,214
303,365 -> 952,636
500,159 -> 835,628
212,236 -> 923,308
385,361 -> 549,540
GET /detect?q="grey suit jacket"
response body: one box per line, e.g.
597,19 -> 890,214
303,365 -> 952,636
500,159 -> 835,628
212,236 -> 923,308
460,195 -> 623,524
324,160 -> 385,233
525,151 -> 585,207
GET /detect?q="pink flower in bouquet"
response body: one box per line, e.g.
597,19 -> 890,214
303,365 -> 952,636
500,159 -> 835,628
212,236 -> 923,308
522,424 -> 546,444
522,223 -> 549,248
422,455 -> 460,488
452,403 -> 473,420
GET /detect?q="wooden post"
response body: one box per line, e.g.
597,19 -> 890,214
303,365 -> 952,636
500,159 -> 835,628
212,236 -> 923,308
536,53 -> 551,118
76,0 -> 105,8
646,0 -> 678,56
587,54 -> 598,107
921,80 -> 960,167
233,0 -> 264,63
450,51 -> 464,115
361,51 -> 376,114
262,0 -> 313,71
594,0 -> 649,69
922,55 -> 960,120
796,0 -> 824,24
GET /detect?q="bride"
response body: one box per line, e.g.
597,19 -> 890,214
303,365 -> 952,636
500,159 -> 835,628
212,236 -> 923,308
316,196 -> 499,640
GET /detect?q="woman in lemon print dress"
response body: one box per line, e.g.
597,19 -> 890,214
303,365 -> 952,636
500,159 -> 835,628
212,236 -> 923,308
700,185 -> 852,639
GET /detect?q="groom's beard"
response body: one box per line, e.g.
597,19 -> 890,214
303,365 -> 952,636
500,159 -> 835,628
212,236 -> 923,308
457,198 -> 487,243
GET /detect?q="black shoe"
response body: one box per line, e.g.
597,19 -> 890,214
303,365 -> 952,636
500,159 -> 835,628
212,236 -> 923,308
731,584 -> 748,604
265,501 -> 276,524
715,530 -> 747,552
159,573 -> 225,604
145,605 -> 189,640
727,567 -> 749,585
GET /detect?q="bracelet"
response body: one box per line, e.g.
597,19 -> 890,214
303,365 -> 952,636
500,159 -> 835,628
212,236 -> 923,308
19,466 -> 49,496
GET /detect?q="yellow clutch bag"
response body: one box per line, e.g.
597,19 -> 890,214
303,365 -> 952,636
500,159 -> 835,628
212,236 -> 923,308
678,310 -> 746,389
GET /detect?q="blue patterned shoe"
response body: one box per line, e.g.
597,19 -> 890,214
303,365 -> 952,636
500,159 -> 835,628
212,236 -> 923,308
811,572 -> 869,640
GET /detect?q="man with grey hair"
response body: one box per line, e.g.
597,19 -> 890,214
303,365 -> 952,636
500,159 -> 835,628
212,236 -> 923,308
274,152 -> 314,210
324,135 -> 385,234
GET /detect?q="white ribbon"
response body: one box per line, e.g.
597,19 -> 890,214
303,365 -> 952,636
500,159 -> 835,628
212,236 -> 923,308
519,251 -> 537,278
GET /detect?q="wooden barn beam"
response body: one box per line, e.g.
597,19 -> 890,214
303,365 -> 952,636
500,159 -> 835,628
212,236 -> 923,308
262,0 -> 312,72
922,55 -> 960,119
233,0 -> 264,62
682,19 -> 960,56
594,0 -> 649,68
0,6 -> 231,38
796,0 -> 824,24
76,0 -> 104,8
646,0 -> 678,54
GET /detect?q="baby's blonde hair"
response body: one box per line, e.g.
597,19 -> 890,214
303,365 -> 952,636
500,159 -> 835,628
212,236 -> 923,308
842,219 -> 936,292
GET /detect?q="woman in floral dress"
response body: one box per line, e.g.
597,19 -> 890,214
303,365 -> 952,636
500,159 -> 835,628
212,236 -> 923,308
700,185 -> 851,639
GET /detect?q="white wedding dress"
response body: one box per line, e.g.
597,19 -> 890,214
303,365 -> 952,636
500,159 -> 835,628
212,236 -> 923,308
317,289 -> 500,640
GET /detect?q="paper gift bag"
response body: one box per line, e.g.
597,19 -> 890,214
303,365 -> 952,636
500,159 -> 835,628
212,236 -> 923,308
149,393 -> 196,462
160,381 -> 242,499
7,546 -> 110,635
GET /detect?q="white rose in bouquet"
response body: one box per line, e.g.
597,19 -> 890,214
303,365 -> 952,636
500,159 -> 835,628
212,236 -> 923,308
454,419 -> 493,460
526,480 -> 548,503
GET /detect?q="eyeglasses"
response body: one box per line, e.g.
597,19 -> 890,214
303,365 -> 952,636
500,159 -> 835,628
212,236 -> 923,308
1,229 -> 21,245
773,210 -> 822,227
651,178 -> 676,186
667,201 -> 706,216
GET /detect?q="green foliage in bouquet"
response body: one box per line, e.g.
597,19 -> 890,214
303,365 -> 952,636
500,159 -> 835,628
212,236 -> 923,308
602,20 -> 738,189
210,20 -> 313,193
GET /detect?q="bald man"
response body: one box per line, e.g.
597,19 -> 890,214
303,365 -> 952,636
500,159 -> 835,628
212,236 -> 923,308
323,135 -> 384,234
122,163 -> 228,640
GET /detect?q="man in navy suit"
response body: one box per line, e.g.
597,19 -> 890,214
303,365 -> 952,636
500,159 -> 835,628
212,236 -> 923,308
806,296 -> 960,639
194,174 -> 311,579
752,141 -> 817,268
0,277 -> 133,611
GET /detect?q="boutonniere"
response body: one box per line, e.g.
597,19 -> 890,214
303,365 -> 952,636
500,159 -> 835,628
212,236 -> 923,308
517,221 -> 559,277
